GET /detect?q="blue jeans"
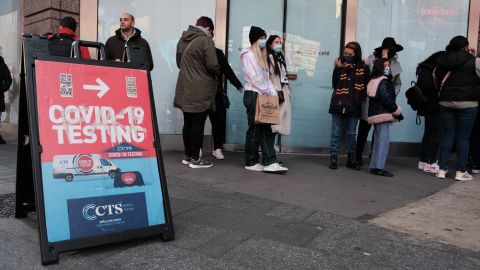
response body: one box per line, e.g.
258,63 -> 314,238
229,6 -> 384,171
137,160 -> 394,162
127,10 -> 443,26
370,122 -> 390,170
438,105 -> 477,172
420,112 -> 441,164
330,114 -> 358,155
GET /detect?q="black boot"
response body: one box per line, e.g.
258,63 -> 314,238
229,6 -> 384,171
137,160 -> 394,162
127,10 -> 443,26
347,153 -> 361,170
0,135 -> 5,144
355,153 -> 363,166
329,154 -> 338,170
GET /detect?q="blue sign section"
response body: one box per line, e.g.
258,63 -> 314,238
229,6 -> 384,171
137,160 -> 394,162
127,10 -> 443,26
67,192 -> 148,240
42,158 -> 165,242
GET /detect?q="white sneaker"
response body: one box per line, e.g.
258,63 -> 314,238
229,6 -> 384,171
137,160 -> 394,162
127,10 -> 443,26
418,161 -> 427,170
455,171 -> 473,181
263,163 -> 288,174
436,169 -> 447,179
181,156 -> 192,165
423,162 -> 440,174
212,149 -> 225,160
245,163 -> 264,172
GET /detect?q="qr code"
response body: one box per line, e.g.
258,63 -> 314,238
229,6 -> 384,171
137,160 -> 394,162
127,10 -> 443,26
60,73 -> 73,97
126,77 -> 137,98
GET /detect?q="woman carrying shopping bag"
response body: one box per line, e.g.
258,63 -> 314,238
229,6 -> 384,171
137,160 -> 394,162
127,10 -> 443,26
241,26 -> 288,173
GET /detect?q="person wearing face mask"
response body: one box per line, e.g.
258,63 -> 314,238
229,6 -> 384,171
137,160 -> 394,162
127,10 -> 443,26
174,16 -> 220,169
367,58 -> 403,177
434,36 -> 480,181
266,35 -> 291,150
328,42 -> 370,170
241,26 -> 287,173
356,37 -> 404,166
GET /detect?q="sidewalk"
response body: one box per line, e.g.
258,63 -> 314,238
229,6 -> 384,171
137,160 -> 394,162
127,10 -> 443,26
0,141 -> 479,269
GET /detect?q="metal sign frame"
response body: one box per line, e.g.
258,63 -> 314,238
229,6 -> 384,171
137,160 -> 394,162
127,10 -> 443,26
15,35 -> 174,265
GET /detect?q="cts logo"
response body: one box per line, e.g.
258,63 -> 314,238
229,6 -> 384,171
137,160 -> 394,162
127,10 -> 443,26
82,203 -> 123,221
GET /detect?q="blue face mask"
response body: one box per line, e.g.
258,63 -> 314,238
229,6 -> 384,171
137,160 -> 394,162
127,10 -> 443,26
258,39 -> 267,49
273,44 -> 283,54
343,55 -> 353,63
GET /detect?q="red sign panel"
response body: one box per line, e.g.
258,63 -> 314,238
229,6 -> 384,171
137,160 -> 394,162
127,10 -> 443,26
35,61 -> 156,162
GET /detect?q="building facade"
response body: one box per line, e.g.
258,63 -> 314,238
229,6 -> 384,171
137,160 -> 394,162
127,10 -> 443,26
3,0 -> 480,154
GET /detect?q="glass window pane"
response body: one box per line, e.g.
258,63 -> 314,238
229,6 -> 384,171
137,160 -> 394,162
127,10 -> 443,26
283,0 -> 343,148
98,0 -> 216,134
226,0 -> 284,145
357,0 -> 470,142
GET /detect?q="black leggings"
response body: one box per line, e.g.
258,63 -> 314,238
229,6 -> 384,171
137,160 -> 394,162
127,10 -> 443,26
208,92 -> 227,150
183,111 -> 208,160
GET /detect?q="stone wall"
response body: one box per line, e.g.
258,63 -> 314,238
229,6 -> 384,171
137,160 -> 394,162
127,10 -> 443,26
23,0 -> 80,35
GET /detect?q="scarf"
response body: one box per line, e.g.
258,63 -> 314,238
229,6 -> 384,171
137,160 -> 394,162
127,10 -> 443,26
333,63 -> 367,111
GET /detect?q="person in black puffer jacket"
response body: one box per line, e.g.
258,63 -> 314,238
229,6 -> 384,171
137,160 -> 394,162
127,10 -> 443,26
434,36 -> 480,181
367,58 -> 403,177
416,51 -> 446,174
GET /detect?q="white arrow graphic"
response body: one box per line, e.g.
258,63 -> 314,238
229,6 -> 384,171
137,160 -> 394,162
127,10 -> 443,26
83,78 -> 110,98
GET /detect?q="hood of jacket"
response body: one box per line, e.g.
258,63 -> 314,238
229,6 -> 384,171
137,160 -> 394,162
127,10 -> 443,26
180,25 -> 208,42
437,50 -> 473,71
48,28 -> 79,40
114,27 -> 142,40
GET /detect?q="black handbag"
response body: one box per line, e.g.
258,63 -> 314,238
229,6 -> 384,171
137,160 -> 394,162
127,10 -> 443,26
278,91 -> 285,104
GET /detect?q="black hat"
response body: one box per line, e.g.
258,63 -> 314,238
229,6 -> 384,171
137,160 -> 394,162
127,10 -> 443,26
249,26 -> 267,45
446,35 -> 469,52
374,37 -> 404,53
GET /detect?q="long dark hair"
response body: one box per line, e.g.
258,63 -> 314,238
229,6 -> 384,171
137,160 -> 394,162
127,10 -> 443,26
266,35 -> 286,75
371,58 -> 389,78
344,41 -> 363,64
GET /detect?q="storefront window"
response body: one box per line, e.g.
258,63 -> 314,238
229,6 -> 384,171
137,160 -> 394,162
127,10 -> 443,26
357,0 -> 470,142
226,0 -> 284,145
226,0 -> 343,148
98,0 -> 216,134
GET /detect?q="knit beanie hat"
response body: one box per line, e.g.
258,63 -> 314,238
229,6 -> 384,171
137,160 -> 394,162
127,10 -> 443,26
249,26 -> 266,45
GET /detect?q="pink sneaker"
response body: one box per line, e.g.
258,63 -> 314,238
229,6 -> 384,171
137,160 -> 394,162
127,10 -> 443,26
423,162 -> 440,174
418,161 -> 427,170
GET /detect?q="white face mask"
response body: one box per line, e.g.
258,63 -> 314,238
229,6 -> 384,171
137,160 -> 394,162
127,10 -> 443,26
384,66 -> 391,76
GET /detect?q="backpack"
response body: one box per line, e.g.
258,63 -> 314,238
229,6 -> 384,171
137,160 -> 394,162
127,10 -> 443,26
405,83 -> 427,114
405,62 -> 437,116
48,34 -> 75,57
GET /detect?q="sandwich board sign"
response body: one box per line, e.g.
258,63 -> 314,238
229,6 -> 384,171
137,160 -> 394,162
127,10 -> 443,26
15,35 -> 174,264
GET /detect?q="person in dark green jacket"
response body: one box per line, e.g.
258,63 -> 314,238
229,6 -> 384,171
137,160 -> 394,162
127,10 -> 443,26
174,16 -> 220,169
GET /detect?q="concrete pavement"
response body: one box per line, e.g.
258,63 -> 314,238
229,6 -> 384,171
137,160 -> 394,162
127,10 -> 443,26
0,140 -> 479,269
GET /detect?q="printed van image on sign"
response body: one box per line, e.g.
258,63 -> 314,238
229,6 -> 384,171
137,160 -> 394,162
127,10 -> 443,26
53,154 -> 119,182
